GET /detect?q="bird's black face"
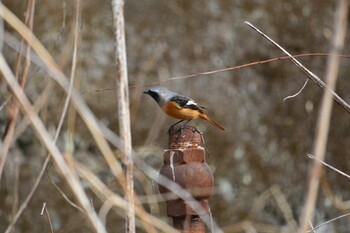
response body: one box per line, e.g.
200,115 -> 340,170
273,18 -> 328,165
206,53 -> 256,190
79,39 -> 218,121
143,89 -> 160,103
143,90 -> 151,95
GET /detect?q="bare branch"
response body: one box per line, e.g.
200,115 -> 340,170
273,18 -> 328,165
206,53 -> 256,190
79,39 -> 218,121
244,21 -> 350,114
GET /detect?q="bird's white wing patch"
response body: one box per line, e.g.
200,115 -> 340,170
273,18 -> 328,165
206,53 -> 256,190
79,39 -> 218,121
185,100 -> 198,106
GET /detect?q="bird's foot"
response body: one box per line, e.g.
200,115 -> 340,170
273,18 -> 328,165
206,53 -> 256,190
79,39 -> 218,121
167,125 -> 185,136
167,125 -> 176,135
187,125 -> 201,134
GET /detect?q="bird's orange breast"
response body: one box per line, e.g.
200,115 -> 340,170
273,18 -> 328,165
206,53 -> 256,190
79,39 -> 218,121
162,101 -> 200,120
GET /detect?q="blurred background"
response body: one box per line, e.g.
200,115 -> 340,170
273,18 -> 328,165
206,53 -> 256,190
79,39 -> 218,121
1,0 -> 350,232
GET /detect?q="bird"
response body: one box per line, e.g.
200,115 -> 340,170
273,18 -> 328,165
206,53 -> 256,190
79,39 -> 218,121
143,86 -> 225,131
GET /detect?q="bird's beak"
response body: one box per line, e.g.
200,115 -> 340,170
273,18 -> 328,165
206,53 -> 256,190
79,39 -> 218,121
143,91 -> 149,95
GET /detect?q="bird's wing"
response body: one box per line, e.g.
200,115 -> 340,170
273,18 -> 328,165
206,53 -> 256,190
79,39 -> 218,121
170,95 -> 206,113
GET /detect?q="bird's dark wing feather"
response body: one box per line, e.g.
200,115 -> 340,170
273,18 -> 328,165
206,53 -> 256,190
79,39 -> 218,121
170,95 -> 206,113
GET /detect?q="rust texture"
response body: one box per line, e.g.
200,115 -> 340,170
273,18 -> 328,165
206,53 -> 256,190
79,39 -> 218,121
159,125 -> 214,233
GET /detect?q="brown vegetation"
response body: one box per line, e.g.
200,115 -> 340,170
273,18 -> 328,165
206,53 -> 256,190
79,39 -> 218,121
1,1 -> 350,232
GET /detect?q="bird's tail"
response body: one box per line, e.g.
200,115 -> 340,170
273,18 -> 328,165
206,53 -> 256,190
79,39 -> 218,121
199,113 -> 225,131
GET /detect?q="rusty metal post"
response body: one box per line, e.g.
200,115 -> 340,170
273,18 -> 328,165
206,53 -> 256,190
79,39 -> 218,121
158,125 -> 214,233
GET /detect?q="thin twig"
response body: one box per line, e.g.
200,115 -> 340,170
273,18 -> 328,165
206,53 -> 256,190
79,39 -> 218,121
307,212 -> 350,232
244,21 -> 350,114
40,202 -> 46,216
307,154 -> 350,180
49,175 -> 84,212
283,79 -> 308,102
43,203 -> 55,233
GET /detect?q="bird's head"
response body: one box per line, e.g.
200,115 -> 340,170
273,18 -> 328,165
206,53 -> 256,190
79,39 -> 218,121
143,86 -> 175,106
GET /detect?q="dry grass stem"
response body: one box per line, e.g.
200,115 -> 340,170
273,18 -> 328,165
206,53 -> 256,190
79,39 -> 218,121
248,185 -> 298,232
13,79 -> 53,141
0,52 -> 107,232
321,177 -> 350,211
49,175 -> 84,212
5,155 -> 51,233
57,0 -> 80,152
42,203 -> 54,233
0,7 -> 109,229
4,2 -> 82,230
299,1 -> 349,231
0,0 -> 126,188
270,185 -> 298,231
0,97 -> 10,111
0,4 -> 160,232
0,0 -> 35,180
98,199 -> 114,227
74,160 -> 176,233
111,0 -> 136,232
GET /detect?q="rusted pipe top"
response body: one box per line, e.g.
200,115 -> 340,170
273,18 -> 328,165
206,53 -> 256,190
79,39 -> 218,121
159,125 -> 214,232
159,125 -> 214,220
168,125 -> 203,149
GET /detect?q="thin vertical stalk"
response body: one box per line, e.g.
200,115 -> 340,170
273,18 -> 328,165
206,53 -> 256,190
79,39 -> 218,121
299,0 -> 349,232
0,0 -> 35,180
111,0 -> 135,232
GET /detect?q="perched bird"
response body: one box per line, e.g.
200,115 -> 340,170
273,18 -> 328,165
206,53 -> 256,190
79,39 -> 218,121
143,86 -> 225,131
